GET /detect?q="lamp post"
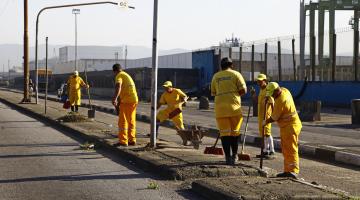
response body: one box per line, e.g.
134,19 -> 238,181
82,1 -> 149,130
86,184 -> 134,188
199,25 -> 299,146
150,0 -> 159,148
34,1 -> 135,104
72,8 -> 80,71
22,0 -> 30,103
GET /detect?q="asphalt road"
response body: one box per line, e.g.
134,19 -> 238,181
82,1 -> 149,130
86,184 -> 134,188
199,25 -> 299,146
0,102 -> 204,200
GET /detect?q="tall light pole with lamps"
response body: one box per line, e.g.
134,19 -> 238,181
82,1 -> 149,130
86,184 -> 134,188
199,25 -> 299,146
72,8 -> 80,71
34,1 -> 135,104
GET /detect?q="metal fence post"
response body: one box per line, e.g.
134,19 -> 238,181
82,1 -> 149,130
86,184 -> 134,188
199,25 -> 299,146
277,41 -> 282,81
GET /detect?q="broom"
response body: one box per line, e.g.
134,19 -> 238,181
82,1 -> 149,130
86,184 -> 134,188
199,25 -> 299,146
260,100 -> 269,169
204,132 -> 223,155
238,99 -> 252,161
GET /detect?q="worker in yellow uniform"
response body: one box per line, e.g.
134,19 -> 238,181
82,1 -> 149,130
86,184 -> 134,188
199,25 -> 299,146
252,74 -> 275,159
263,82 -> 302,178
67,70 -> 88,112
211,57 -> 247,165
156,81 -> 187,140
112,64 -> 138,147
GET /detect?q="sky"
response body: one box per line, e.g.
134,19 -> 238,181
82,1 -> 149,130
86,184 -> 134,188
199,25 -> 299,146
0,0 -> 356,69
0,0 -> 353,48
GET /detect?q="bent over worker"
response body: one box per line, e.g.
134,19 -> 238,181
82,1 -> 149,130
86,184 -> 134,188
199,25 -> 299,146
253,74 -> 275,158
67,71 -> 88,112
156,81 -> 187,138
112,64 -> 138,147
263,82 -> 302,178
211,57 -> 247,165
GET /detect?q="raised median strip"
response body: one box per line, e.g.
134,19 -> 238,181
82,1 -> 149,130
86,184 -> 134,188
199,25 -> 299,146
0,89 -> 351,199
77,101 -> 360,169
2,88 -> 360,169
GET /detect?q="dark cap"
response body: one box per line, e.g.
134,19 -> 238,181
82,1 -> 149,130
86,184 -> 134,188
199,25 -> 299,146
221,57 -> 233,69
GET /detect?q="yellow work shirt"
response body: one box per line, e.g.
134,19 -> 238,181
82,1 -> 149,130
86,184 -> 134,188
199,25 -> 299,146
115,71 -> 138,104
159,88 -> 187,112
67,75 -> 86,106
258,87 -> 274,135
211,69 -> 246,118
271,88 -> 302,128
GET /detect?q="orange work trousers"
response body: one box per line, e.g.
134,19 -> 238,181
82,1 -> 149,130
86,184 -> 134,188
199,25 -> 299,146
280,123 -> 302,174
118,103 -> 137,145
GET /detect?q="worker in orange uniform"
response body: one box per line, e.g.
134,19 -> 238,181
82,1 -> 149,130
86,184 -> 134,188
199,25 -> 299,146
252,74 -> 275,159
263,82 -> 302,178
211,57 -> 247,165
67,70 -> 88,112
112,64 -> 138,147
156,81 -> 188,140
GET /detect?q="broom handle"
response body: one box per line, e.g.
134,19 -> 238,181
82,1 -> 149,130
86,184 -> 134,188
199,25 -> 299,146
84,66 -> 92,109
213,132 -> 221,148
260,100 -> 269,169
241,101 -> 252,152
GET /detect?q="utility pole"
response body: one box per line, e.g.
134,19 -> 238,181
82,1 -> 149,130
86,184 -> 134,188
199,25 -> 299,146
22,0 -> 30,102
150,0 -> 159,148
72,8 -> 80,71
115,52 -> 119,63
124,45 -> 128,69
7,60 -> 10,82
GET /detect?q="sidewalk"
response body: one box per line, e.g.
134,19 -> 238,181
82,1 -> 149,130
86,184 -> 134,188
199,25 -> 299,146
0,89 -> 349,199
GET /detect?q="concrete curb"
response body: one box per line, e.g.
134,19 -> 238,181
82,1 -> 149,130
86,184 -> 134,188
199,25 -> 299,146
3,89 -> 360,168
192,181 -> 241,200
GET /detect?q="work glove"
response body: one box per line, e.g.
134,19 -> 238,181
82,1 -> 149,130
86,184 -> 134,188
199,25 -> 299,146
262,119 -> 267,126
250,87 -> 256,95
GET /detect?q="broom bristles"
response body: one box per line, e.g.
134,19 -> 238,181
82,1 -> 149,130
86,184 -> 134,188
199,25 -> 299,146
238,153 -> 251,161
204,147 -> 224,155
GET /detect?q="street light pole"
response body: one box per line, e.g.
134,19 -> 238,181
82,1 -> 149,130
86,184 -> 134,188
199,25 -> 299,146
34,1 -> 134,104
22,0 -> 30,103
72,8 -> 80,71
150,0 -> 159,148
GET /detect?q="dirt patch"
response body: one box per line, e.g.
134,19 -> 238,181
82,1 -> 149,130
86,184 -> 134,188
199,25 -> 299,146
57,113 -> 91,123
195,177 -> 346,199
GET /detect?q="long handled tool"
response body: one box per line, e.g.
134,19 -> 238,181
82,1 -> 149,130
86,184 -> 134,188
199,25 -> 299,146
260,100 -> 269,169
238,101 -> 252,161
204,132 -> 224,155
84,66 -> 95,119
168,96 -> 189,119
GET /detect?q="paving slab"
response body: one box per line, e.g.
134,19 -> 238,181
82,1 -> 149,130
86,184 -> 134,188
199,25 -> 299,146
192,177 -> 345,200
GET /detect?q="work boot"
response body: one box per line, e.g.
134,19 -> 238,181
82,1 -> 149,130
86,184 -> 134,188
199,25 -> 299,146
256,152 -> 270,159
113,142 -> 128,147
276,172 -> 298,179
128,141 -> 136,146
268,152 -> 276,158
225,156 -> 233,165
231,155 -> 237,165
